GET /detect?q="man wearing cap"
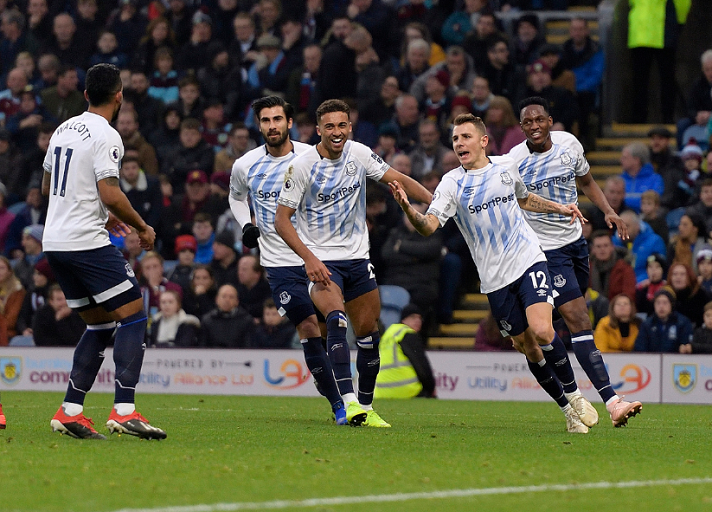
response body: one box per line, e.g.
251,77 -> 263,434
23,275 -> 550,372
210,229 -> 238,288
14,223 -> 45,289
230,96 -> 349,425
635,287 -> 693,353
375,303 -> 436,398
176,10 -> 222,73
167,234 -> 197,294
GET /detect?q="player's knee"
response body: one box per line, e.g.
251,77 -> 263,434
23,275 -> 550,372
296,315 -> 321,339
530,323 -> 554,345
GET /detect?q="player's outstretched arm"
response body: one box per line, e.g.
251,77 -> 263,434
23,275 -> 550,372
518,193 -> 587,226
97,177 -> 155,250
576,172 -> 629,240
389,180 -> 439,237
274,204 -> 332,286
380,168 -> 433,204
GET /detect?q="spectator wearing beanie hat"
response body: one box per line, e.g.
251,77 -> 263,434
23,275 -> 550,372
14,224 -> 44,290
167,235 -> 198,295
16,257 -> 55,337
635,286 -> 694,353
210,229 -> 238,288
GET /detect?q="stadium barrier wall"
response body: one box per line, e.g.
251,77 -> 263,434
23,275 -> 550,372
0,348 -> 710,404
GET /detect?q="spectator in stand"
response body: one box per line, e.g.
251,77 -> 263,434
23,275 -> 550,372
473,311 -> 515,351
201,99 -> 231,152
619,142 -> 664,214
89,30 -> 129,69
39,13 -> 92,69
345,0 -> 392,62
381,202 -> 442,328
677,50 -> 712,150
667,213 -> 709,273
635,253 -> 668,317
396,38 -> 430,94
121,228 -> 144,280
229,12 -> 259,74
236,254 -> 272,321
484,95 -> 525,156
140,251 -> 183,327
191,212 -> 215,265
537,44 -> 575,94
668,262 -> 710,328
444,93 -> 474,146
374,303 -> 437,398
286,43 -> 322,117
214,123 -> 255,174
199,283 -> 253,348
374,126 -> 399,164
256,0 -> 281,38
39,65 -> 85,124
635,287 -> 693,353
294,112 -> 319,145
176,10 -> 219,74
317,19 -> 359,102
106,0 -> 147,57
639,190 -> 669,242
462,12 -> 501,72
197,45 -> 243,120
644,126 -> 686,209
6,85 -> 55,153
360,75 -> 400,130
0,182 -> 15,254
210,229 -> 238,288
169,118 -> 215,192
13,224 -> 44,290
481,35 -> 523,105
169,75 -> 205,121
687,178 -> 712,235
149,105 -> 183,175
399,22 -> 445,70
0,10 -> 39,79
16,258 -> 54,338
0,67 -> 28,125
686,300 -> 712,354
164,0 -> 194,48
698,249 -> 712,295
27,0 -> 52,47
470,76 -> 493,120
211,0 -> 240,46
420,70 -> 452,131
127,70 -> 165,137
410,119 -> 449,181
119,155 -> 163,230
19,123 -> 54,197
519,59 -> 578,133
588,176 -> 632,232
511,13 -> 544,71
149,289 -> 200,348
5,186 -> 46,259
35,54 -> 59,91
389,153 -> 411,178
15,52 -> 41,91
559,18 -> 604,147
0,134 -> 22,200
0,255 -> 24,346
132,17 -> 176,76
388,94 -> 420,153
147,47 -> 180,105
250,298 -> 297,349
615,210 -> 667,284
31,284 -> 84,347
166,234 -> 197,295
116,109 -> 159,176
441,0 -> 491,47
589,230 -> 636,301
410,46 -> 476,106
182,264 -> 217,319
594,294 -> 640,353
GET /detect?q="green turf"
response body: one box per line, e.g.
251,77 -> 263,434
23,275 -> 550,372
0,392 -> 711,512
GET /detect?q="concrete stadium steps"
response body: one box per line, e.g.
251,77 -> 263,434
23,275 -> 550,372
603,123 -> 676,138
430,293 -> 489,350
544,17 -> 598,46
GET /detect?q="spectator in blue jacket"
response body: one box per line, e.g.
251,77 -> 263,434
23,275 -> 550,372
620,141 -> 664,213
615,210 -> 667,283
634,287 -> 693,353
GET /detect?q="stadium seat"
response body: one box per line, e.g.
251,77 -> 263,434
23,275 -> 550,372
9,335 -> 35,346
378,285 -> 410,329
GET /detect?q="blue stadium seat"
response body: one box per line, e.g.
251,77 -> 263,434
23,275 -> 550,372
379,285 -> 410,330
9,335 -> 35,346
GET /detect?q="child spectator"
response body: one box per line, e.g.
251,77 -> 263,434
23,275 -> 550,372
149,290 -> 200,348
698,249 -> 712,294
685,300 -> 712,354
31,285 -> 84,346
675,142 -> 704,207
192,212 -> 215,265
635,287 -> 693,353
167,234 -> 196,295
201,99 -> 230,152
168,74 -> 204,120
148,46 -> 180,104
635,253 -> 668,316
182,265 -> 217,319
89,30 -> 129,69
593,294 -> 640,352
249,298 -> 297,349
639,190 -> 668,242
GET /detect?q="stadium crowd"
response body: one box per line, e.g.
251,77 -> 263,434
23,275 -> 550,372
0,0 -> 709,355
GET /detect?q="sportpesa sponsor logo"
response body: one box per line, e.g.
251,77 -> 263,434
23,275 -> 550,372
318,181 -> 361,202
467,193 -> 515,214
256,189 -> 280,200
527,171 -> 576,192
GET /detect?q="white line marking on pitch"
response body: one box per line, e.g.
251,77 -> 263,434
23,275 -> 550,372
110,477 -> 712,512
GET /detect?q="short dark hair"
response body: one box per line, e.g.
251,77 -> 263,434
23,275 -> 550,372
591,229 -> 612,242
85,63 -> 122,107
193,212 -> 212,224
251,96 -> 294,123
453,113 -> 486,134
180,117 -> 201,131
517,96 -> 550,116
228,122 -> 248,136
121,155 -> 140,166
316,99 -> 349,123
178,74 -> 200,89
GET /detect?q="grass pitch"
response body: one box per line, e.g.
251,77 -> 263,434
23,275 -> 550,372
1,392 -> 711,512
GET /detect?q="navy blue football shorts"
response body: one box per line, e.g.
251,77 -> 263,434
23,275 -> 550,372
311,259 -> 378,303
544,237 -> 590,308
486,260 -> 555,338
265,265 -> 317,326
45,244 -> 142,313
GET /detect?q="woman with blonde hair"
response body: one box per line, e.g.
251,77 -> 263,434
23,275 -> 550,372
485,95 -> 526,156
0,256 -> 25,346
593,294 -> 640,352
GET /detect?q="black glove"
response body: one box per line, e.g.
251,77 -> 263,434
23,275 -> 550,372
242,223 -> 260,248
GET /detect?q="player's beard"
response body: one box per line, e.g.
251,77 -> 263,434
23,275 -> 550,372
111,100 -> 122,123
264,128 -> 288,148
